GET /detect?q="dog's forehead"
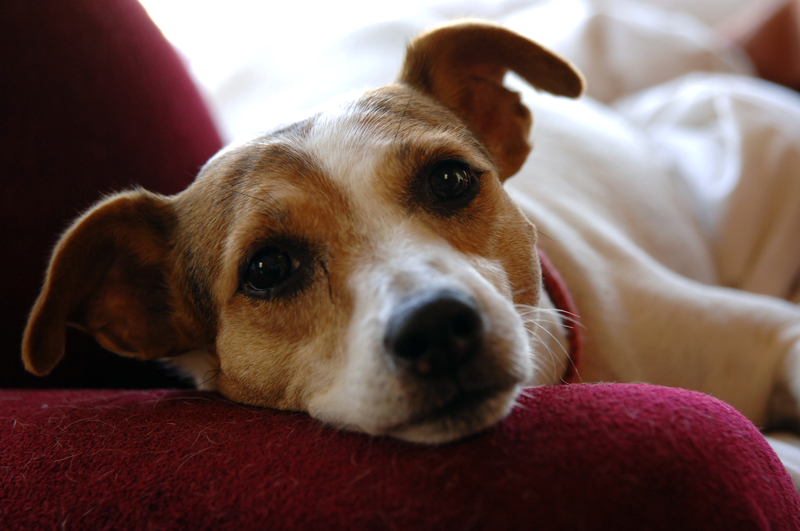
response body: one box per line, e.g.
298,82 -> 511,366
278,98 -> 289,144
311,85 -> 468,141
289,86 -> 474,189
192,85 -> 491,233
304,86 -> 463,165
302,94 -> 402,188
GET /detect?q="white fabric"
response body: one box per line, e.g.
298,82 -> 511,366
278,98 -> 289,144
617,74 -> 800,300
140,0 -> 756,140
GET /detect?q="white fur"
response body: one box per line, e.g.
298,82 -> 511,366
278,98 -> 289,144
302,111 -> 535,441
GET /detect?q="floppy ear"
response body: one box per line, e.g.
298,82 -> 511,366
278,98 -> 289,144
399,20 -> 584,180
22,190 -> 208,376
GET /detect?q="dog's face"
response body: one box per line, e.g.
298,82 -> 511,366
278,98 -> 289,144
23,21 -> 583,443
190,86 -> 542,442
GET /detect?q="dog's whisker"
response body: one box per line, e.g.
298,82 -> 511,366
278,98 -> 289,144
536,230 -> 562,242
548,309 -> 584,329
511,398 -> 530,412
392,95 -> 412,145
522,321 -> 561,379
210,181 -> 283,211
528,319 -> 568,351
530,306 -> 584,331
532,326 -> 570,377
515,303 -> 571,379
511,284 -> 539,298
200,369 -> 222,387
516,388 -> 536,400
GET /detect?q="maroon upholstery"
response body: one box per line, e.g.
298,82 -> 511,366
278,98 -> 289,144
0,0 -> 222,388
3,2 -> 799,528
2,384 -> 799,530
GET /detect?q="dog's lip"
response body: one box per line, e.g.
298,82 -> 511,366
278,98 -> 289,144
401,384 -> 510,430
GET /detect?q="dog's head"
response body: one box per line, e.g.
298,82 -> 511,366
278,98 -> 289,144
22,21 -> 582,443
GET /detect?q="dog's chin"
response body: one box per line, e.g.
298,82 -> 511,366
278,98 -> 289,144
385,385 -> 521,444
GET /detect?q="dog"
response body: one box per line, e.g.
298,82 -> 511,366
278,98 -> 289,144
22,20 -> 800,444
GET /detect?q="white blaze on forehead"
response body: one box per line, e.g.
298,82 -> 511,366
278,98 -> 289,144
302,99 -> 396,205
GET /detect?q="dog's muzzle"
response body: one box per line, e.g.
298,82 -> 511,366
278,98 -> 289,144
383,289 -> 483,378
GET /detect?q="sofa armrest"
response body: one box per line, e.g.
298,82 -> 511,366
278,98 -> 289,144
2,383 -> 798,529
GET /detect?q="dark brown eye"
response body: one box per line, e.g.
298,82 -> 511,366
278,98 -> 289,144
245,247 -> 293,291
429,162 -> 471,200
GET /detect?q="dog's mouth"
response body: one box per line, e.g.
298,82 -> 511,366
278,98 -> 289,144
411,386 -> 502,424
388,383 -> 519,443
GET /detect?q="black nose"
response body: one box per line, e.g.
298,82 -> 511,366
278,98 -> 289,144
384,290 -> 483,378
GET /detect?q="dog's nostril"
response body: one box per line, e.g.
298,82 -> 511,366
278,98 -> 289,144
451,310 -> 480,338
395,333 -> 429,361
384,290 -> 483,378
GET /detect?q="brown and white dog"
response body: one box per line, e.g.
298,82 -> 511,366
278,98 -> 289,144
22,21 -> 800,443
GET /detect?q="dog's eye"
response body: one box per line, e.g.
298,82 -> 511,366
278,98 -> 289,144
429,162 -> 472,200
245,247 -> 294,291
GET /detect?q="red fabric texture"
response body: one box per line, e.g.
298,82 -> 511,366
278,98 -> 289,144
2,385 -> 798,530
0,0 -> 222,389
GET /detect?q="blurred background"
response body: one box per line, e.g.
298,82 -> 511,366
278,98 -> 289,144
136,0 -> 765,142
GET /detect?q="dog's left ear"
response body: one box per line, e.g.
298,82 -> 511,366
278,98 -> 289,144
22,190 -> 210,377
399,21 -> 584,180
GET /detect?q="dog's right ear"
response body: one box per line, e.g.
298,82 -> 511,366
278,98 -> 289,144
22,190 -> 209,376
399,20 -> 584,180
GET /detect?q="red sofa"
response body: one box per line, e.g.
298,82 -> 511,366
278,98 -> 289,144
2,1 -> 799,529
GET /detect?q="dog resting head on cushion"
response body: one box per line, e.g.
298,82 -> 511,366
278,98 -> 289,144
22,21 -> 585,443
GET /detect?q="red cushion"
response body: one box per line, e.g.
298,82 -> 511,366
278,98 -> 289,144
0,0 -> 222,388
2,384 -> 798,529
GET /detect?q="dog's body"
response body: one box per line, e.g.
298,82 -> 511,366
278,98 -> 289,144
22,21 -> 800,443
510,93 -> 800,426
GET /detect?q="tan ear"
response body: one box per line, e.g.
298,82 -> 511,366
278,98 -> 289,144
399,20 -> 584,180
22,189 -> 207,376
